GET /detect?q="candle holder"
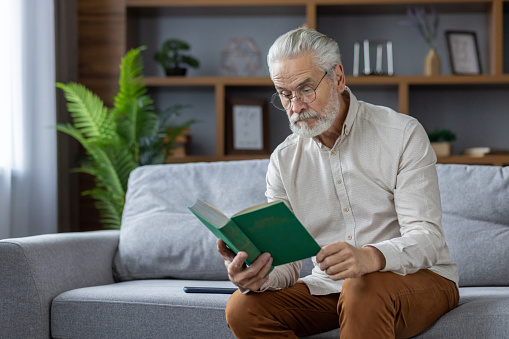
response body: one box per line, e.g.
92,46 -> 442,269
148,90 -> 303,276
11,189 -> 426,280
353,40 -> 393,76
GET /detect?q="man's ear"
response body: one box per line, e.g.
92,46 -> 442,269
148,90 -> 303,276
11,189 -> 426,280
333,63 -> 346,93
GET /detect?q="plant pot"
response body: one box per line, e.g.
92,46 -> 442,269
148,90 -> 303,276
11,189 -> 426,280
165,67 -> 187,76
424,48 -> 441,76
431,142 -> 451,157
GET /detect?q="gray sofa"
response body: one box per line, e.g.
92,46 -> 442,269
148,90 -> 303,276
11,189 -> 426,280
1,159 -> 509,339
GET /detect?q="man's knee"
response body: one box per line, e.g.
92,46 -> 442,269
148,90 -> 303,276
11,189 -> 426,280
225,290 -> 265,334
339,272 -> 395,313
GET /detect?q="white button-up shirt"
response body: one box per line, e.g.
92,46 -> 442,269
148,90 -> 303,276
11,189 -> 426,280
262,88 -> 459,295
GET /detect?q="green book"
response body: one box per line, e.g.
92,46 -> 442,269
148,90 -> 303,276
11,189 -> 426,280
188,200 -> 321,272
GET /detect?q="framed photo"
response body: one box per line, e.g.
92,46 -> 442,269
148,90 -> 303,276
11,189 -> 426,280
226,98 -> 270,155
445,31 -> 482,75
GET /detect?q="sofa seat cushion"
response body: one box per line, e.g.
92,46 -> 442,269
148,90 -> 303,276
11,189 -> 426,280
51,280 -> 238,339
52,281 -> 509,339
415,287 -> 509,338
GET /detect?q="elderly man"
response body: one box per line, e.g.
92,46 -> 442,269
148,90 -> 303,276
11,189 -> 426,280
218,28 -> 459,339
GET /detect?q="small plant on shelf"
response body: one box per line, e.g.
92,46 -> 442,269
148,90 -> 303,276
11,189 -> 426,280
154,38 -> 200,76
427,129 -> 456,157
427,129 -> 456,143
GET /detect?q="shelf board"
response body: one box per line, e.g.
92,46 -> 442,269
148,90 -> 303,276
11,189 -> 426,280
437,155 -> 509,166
126,0 -> 309,7
144,76 -> 274,87
165,155 -> 509,165
165,155 -> 269,163
144,74 -> 509,87
347,74 -> 509,85
127,0 -> 493,8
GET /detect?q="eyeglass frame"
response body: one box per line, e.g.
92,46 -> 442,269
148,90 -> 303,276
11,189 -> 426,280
270,71 -> 328,111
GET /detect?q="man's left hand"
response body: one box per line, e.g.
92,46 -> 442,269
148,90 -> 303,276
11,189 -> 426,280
316,242 -> 386,281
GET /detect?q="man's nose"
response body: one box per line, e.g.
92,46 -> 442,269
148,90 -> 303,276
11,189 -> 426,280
289,97 -> 307,113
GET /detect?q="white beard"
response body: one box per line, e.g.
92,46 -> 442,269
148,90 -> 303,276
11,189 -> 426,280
289,88 -> 340,138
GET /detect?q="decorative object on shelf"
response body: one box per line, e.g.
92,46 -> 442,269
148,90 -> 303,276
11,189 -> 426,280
226,98 -> 269,155
353,40 -> 393,76
425,48 -> 441,76
445,31 -> 482,75
154,38 -> 200,76
462,147 -> 509,157
220,37 -> 262,76
165,127 -> 192,160
402,6 -> 441,76
427,129 -> 456,157
56,46 -> 194,229
141,104 -> 196,164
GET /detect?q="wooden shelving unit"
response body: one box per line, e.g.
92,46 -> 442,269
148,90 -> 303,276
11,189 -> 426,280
126,0 -> 509,165
438,155 -> 509,166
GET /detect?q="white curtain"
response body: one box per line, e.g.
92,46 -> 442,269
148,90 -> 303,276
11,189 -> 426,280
0,0 -> 57,239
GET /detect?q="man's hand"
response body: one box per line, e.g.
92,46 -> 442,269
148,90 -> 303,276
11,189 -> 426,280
316,242 -> 386,281
217,239 -> 273,291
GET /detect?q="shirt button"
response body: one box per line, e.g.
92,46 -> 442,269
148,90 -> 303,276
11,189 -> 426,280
346,235 -> 352,240
345,129 -> 349,134
343,207 -> 349,212
331,151 -> 336,156
336,179 -> 342,184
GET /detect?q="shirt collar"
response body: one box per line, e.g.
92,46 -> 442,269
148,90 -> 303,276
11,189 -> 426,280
311,86 -> 359,149
342,86 -> 358,138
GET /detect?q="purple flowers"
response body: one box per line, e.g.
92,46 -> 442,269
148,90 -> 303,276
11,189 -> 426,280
401,6 -> 439,48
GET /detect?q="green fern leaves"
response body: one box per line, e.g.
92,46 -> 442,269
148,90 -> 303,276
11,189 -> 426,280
57,46 -> 153,229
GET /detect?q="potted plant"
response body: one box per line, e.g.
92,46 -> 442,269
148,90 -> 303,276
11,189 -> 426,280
154,38 -> 200,76
57,46 -> 195,228
427,129 -> 456,157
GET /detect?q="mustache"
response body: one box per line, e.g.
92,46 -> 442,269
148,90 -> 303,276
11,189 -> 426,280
290,110 -> 321,124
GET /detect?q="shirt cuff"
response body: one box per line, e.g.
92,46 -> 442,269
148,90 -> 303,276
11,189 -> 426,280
364,241 -> 401,273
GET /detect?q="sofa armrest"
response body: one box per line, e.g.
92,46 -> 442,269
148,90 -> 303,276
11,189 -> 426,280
0,230 -> 119,339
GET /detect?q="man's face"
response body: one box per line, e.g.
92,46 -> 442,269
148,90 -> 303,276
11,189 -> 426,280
271,54 -> 340,138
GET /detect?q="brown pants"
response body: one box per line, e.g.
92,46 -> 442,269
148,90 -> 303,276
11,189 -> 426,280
225,270 -> 459,339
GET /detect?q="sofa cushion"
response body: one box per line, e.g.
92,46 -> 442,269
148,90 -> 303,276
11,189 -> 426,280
436,164 -> 509,286
414,287 -> 509,338
113,159 -> 270,281
51,281 -> 509,339
51,280 -> 238,339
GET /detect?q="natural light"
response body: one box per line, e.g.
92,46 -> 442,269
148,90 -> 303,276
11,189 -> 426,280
0,0 -> 23,172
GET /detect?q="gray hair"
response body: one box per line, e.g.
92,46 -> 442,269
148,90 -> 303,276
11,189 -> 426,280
267,28 -> 341,79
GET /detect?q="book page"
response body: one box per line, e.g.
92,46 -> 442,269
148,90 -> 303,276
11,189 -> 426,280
189,200 -> 229,228
233,201 -> 280,217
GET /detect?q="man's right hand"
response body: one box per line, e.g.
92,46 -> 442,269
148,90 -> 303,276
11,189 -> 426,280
217,239 -> 273,291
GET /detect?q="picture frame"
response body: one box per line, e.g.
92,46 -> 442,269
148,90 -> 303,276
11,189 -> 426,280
445,31 -> 482,75
226,98 -> 270,155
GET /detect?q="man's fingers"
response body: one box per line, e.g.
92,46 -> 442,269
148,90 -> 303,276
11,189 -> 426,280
316,242 -> 345,263
217,239 -> 236,261
229,251 -> 248,272
235,254 -> 273,291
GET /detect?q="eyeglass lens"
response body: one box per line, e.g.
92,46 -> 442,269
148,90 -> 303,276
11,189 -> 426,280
271,71 -> 327,111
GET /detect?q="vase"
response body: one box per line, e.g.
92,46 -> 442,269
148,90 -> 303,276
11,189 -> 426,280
431,142 -> 452,157
424,48 -> 441,76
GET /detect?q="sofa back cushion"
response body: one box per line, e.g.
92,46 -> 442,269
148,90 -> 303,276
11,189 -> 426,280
113,159 -> 270,281
436,164 -> 509,287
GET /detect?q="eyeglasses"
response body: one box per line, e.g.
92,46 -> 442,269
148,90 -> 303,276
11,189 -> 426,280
271,71 -> 328,111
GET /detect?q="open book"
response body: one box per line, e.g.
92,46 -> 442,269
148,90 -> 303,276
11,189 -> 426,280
188,200 -> 321,272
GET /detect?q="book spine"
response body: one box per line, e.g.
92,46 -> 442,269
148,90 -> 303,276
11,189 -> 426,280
221,220 -> 262,266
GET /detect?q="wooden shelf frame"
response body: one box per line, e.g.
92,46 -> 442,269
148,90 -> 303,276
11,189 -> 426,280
437,155 -> 509,166
145,74 -> 509,116
127,0 -> 509,163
